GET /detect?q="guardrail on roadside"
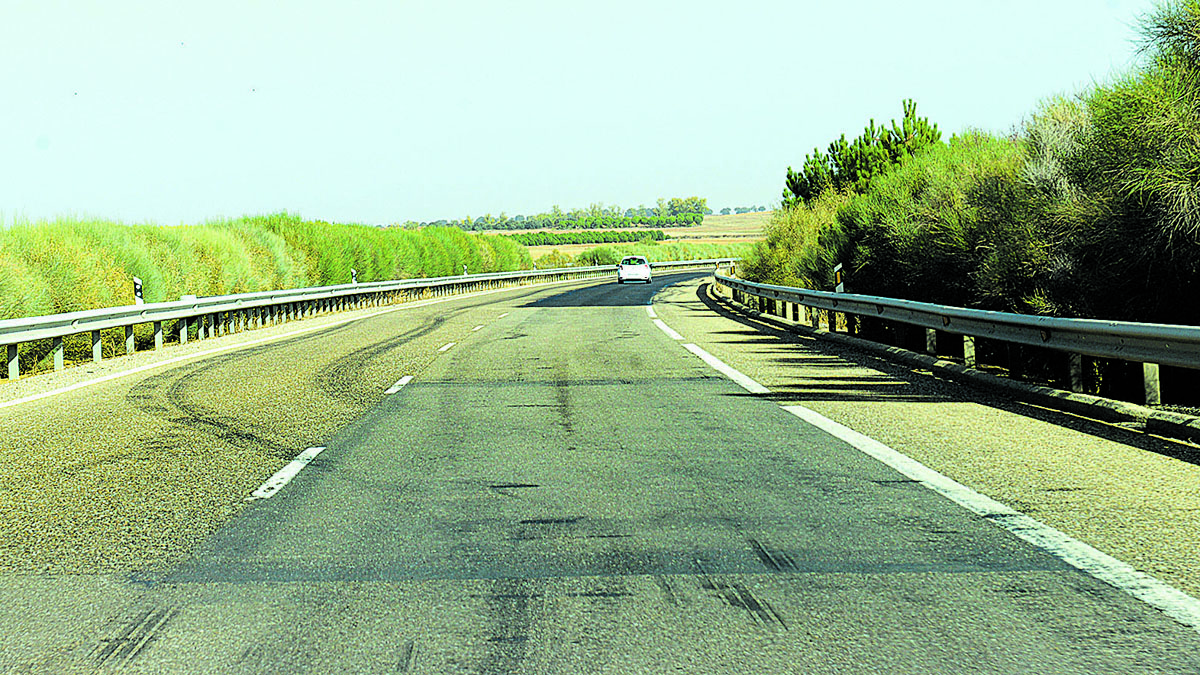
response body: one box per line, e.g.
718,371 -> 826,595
1,259 -> 728,381
712,270 -> 1200,406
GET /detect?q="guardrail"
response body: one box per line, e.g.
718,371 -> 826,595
1,259 -> 727,381
713,270 -> 1200,406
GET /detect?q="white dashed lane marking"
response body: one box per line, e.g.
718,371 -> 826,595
246,447 -> 326,501
384,375 -> 414,395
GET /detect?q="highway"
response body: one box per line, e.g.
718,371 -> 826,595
2,272 -> 1199,673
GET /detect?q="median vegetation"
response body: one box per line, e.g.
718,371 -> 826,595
0,212 -> 531,321
747,0 -> 1200,327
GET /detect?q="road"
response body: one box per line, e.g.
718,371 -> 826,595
2,273 -> 1199,673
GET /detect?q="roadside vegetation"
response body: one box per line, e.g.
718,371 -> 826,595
747,0 -> 1200,328
505,229 -> 666,246
0,212 -> 531,321
539,241 -> 750,267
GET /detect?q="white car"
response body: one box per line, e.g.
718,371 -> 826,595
617,256 -> 652,284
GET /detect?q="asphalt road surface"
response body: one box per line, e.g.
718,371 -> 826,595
3,273 -> 1199,674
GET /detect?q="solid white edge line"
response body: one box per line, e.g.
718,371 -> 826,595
682,343 -> 771,394
653,319 -> 684,341
780,403 -> 1200,632
437,342 -> 456,352
384,375 -> 414,395
246,446 -> 326,501
645,306 -> 657,318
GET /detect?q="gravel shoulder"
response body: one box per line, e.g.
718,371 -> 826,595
654,278 -> 1200,599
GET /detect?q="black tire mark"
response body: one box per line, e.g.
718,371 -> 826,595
747,538 -> 798,572
695,560 -> 787,629
479,579 -> 539,674
123,359 -> 295,461
311,315 -> 449,408
92,606 -> 179,668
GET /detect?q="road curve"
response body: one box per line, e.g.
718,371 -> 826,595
2,273 -> 1199,673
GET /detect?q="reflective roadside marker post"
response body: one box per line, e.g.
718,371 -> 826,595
833,263 -> 844,333
351,268 -> 358,284
133,277 -> 144,305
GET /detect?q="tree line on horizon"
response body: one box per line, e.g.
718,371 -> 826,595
505,229 -> 666,247
401,197 -> 709,231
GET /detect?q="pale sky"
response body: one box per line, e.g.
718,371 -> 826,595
1,0 -> 1157,226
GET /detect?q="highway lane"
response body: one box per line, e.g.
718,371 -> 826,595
5,273 -> 1200,673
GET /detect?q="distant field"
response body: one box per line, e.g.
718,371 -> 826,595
512,211 -> 771,261
668,211 -> 772,238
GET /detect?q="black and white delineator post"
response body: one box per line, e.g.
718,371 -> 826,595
834,263 -> 845,293
463,264 -> 468,276
351,268 -> 358,284
133,276 -> 144,305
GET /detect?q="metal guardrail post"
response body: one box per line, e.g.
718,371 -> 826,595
1068,353 -> 1084,393
0,260 -> 725,381
712,271 -> 1200,406
1144,363 -> 1162,406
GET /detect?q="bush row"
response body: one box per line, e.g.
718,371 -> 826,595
538,240 -> 750,267
506,230 -> 665,246
0,212 -> 531,321
749,0 -> 1200,327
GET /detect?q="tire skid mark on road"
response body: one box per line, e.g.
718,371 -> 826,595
694,560 -> 787,629
126,357 -> 297,460
313,314 -> 447,407
395,640 -> 419,673
0,276 -> 592,412
91,605 -> 179,669
747,538 -> 799,572
783,403 -> 1200,633
659,300 -> 1200,634
478,578 -> 540,674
